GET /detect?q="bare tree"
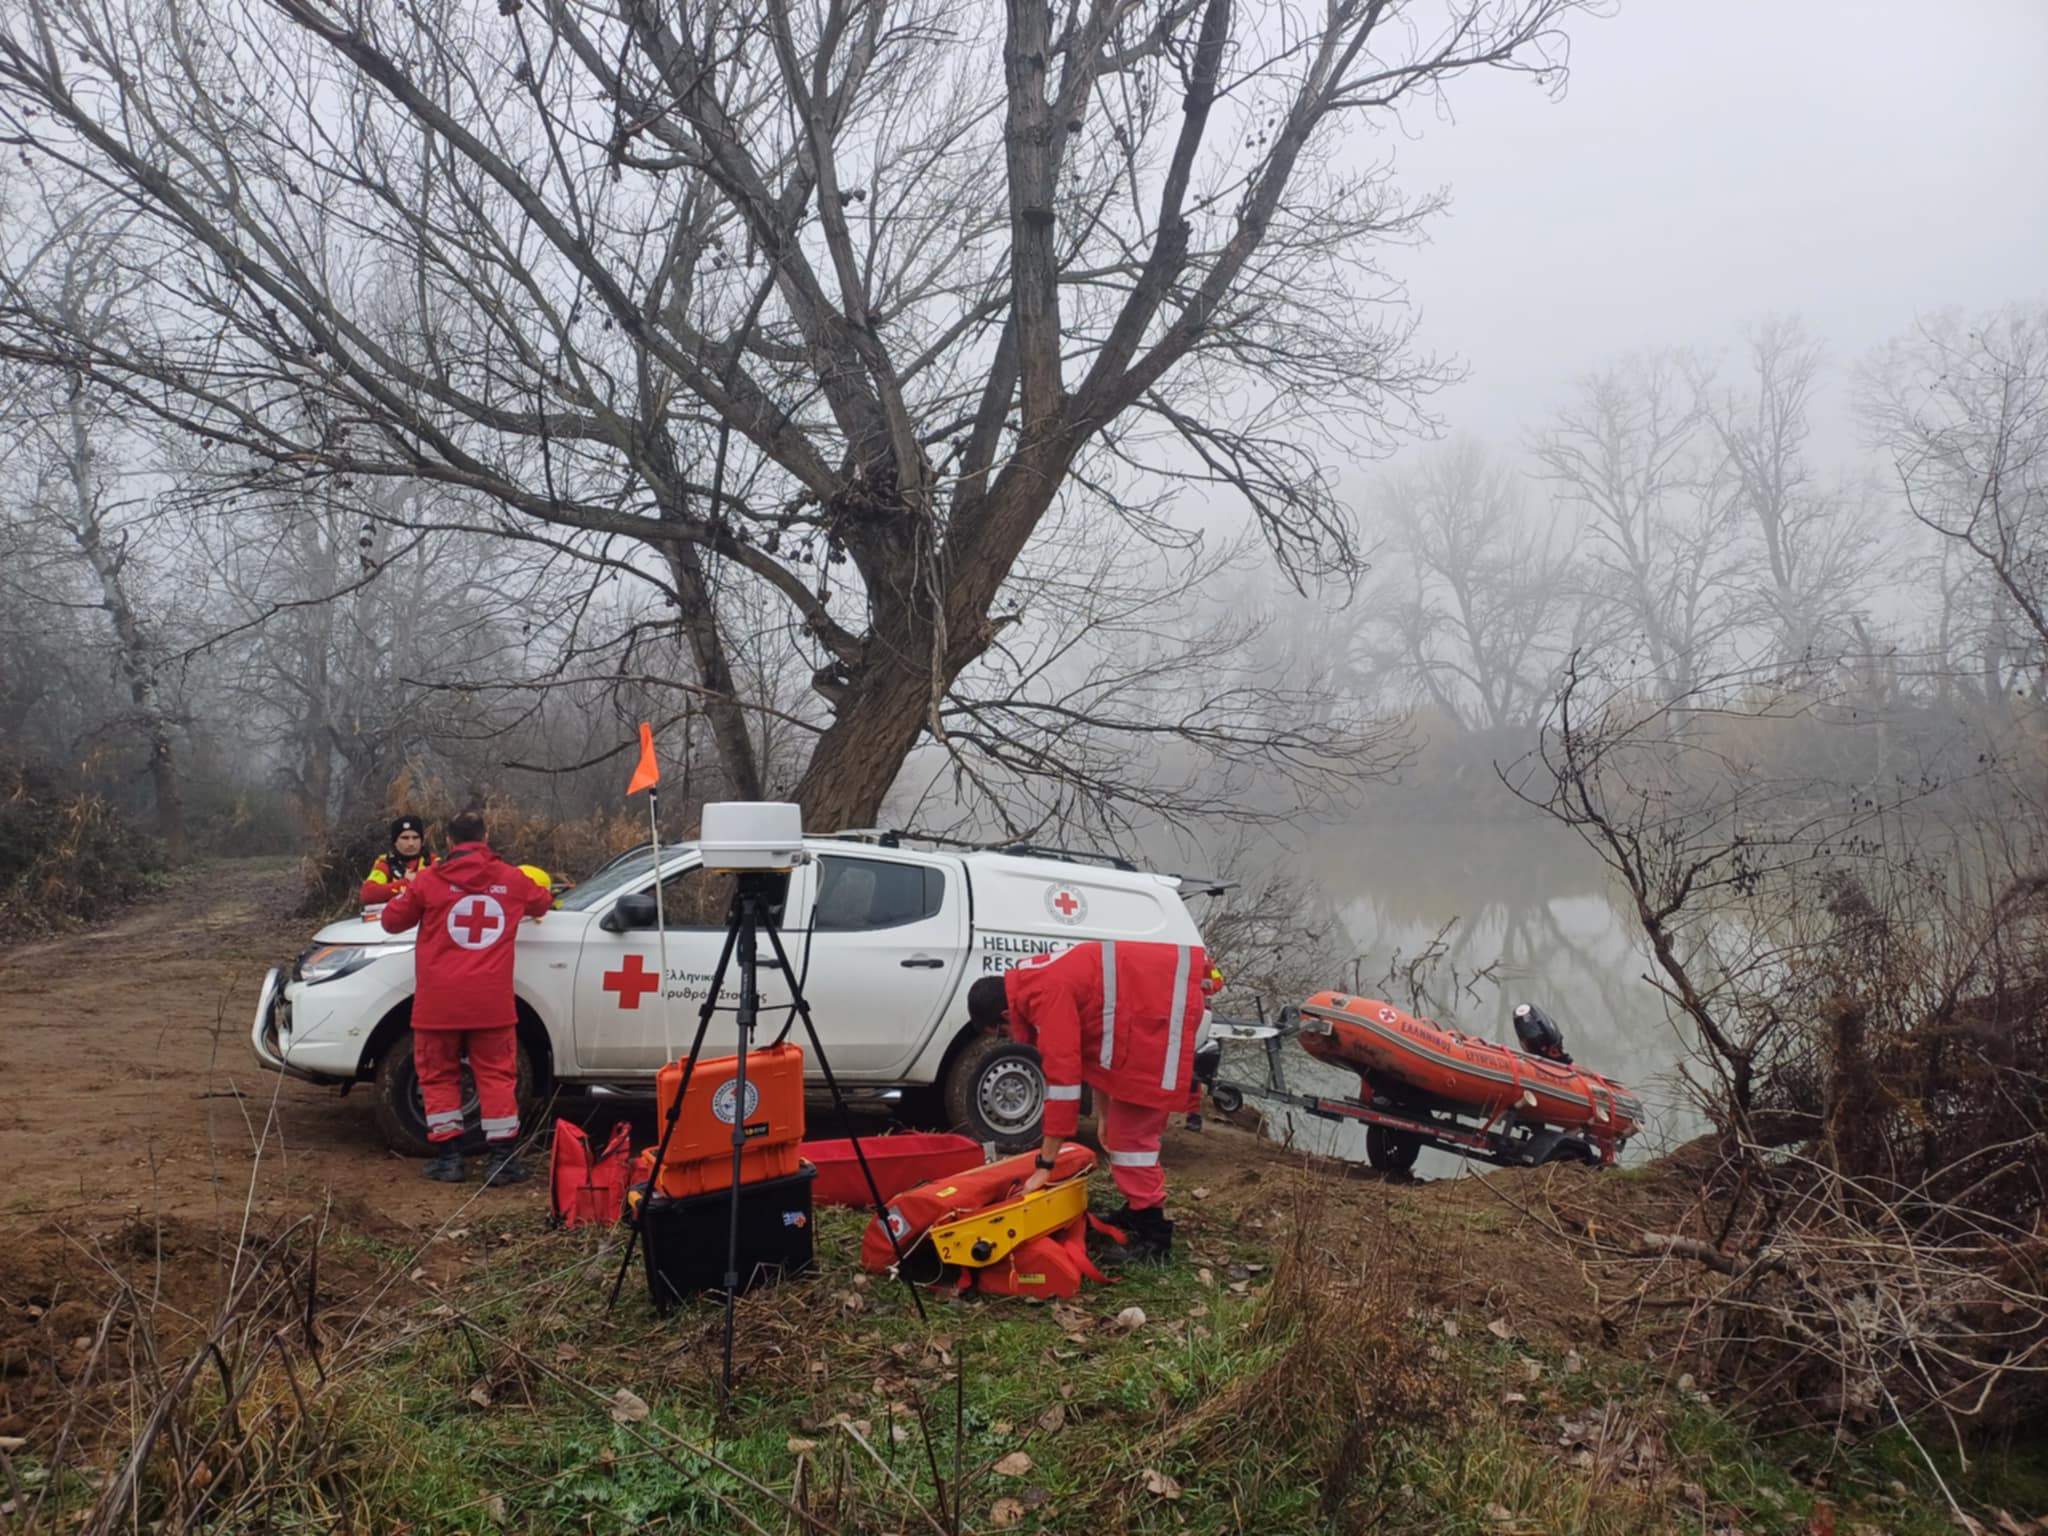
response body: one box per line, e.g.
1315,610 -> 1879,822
1534,351 -> 1746,703
1861,307 -> 2048,707
888,520 -> 1405,844
1512,654 -> 2048,1441
1370,435 -> 1577,732
0,206 -> 188,850
1506,654 -> 1918,1130
197,479 -> 569,824
1699,317 -> 1882,680
0,0 -> 1597,827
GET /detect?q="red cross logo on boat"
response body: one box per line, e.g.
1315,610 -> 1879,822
1044,885 -> 1087,924
446,894 -> 506,950
603,953 -> 661,1009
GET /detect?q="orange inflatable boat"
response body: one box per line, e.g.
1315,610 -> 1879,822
1296,993 -> 1643,1148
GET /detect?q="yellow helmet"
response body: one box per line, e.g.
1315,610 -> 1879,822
519,864 -> 553,889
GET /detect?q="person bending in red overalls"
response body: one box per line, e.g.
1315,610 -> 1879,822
967,939 -> 1210,1261
380,809 -> 553,1186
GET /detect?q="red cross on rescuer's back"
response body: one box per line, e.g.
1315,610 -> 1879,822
454,900 -> 502,945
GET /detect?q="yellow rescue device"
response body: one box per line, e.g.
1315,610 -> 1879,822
928,1177 -> 1090,1268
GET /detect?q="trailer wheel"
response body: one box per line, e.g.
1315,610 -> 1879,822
1541,1138 -> 1600,1167
1365,1124 -> 1422,1175
1208,1083 -> 1244,1115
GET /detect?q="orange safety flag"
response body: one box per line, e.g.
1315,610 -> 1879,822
627,722 -> 660,795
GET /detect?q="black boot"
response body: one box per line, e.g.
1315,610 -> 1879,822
421,1147 -> 466,1183
1122,1204 -> 1175,1262
1089,1203 -> 1173,1264
481,1144 -> 531,1187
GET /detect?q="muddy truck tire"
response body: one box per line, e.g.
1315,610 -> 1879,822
941,1033 -> 1045,1151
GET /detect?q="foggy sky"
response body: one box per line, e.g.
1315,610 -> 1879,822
1372,0 -> 2048,463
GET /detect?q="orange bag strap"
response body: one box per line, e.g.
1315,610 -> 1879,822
1477,1047 -> 1529,1136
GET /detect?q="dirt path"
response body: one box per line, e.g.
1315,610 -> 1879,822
0,860 -> 552,1237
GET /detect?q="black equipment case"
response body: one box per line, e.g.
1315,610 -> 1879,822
641,1164 -> 817,1313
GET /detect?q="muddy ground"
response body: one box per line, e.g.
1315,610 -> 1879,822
0,859 -> 449,1231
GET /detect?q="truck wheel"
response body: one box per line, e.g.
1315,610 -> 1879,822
940,1034 -> 1044,1151
1364,1124 -> 1422,1175
371,1028 -> 538,1157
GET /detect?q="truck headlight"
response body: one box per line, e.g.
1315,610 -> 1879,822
294,942 -> 409,985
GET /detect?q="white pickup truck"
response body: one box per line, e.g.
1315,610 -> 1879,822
252,836 -> 1210,1154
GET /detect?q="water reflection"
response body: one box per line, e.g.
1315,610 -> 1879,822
1223,815 -> 1708,1177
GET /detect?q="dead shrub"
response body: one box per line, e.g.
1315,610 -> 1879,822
0,755 -> 167,938
296,770 -> 656,917
1519,662 -> 2048,1445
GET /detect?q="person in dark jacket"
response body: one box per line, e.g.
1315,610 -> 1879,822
360,815 -> 436,907
380,809 -> 553,1185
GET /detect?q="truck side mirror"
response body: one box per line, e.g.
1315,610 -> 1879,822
599,892 -> 660,933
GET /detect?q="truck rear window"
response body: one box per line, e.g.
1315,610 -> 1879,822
813,857 -> 944,931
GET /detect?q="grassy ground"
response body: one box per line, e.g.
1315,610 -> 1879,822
9,1156 -> 2044,1536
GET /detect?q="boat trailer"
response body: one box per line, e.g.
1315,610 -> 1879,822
1193,1009 -> 1612,1174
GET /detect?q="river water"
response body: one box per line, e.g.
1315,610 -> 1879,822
1215,813 -> 1709,1178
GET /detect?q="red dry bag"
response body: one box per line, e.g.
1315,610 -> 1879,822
549,1120 -> 634,1229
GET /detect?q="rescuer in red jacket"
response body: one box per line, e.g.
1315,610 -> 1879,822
359,814 -> 436,907
379,809 -> 553,1186
967,939 -> 1210,1260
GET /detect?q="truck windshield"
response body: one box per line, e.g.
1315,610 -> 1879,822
556,845 -> 688,912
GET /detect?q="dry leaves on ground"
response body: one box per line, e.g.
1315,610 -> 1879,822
1142,1468 -> 1183,1500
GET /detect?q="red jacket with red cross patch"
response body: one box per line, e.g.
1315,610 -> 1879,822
379,842 -> 553,1031
1003,939 -> 1208,1136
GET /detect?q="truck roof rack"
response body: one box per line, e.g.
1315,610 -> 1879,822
986,843 -> 1139,873
818,828 -> 1140,873
814,828 -> 907,848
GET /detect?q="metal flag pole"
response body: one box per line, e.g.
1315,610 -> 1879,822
645,782 -> 675,1065
628,721 -> 676,1066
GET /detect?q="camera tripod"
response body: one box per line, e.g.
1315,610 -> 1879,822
606,871 -> 926,1395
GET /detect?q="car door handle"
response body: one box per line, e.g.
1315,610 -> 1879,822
900,956 -> 944,969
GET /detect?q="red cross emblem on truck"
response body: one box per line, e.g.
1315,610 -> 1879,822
603,953 -> 661,1009
1044,885 -> 1087,924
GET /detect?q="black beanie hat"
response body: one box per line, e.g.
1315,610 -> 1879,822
390,814 -> 425,843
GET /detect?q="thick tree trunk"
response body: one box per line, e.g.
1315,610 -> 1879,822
791,652 -> 944,830
64,390 -> 184,855
659,528 -> 764,802
299,670 -> 333,829
78,530 -> 186,854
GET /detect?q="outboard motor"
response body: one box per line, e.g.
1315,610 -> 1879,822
1512,1002 -> 1572,1064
